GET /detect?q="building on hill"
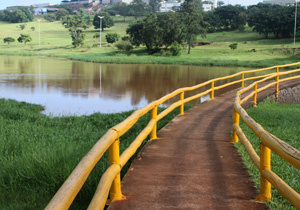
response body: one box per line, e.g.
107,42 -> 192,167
263,0 -> 295,5
160,1 -> 181,12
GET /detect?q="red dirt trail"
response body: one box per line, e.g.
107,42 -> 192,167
108,80 -> 300,210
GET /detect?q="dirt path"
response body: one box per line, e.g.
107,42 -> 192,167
107,79 -> 300,210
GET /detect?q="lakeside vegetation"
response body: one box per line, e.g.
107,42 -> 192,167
0,98 -> 191,209
235,98 -> 300,210
0,15 -> 299,67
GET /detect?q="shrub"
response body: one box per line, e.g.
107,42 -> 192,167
31,26 -> 35,31
115,41 -> 133,52
105,33 -> 120,44
3,37 -> 15,45
170,42 -> 182,56
93,33 -> 100,38
44,14 -> 56,22
229,43 -> 238,50
19,24 -> 26,30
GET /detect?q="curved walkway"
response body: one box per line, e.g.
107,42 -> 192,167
108,80 -> 300,210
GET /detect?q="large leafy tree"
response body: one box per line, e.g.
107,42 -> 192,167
62,13 -> 89,47
149,0 -> 162,13
180,0 -> 208,54
17,34 -> 32,44
93,12 -> 114,31
0,6 -> 34,23
114,2 -> 130,22
248,3 -> 299,39
214,5 -> 247,30
130,0 -> 148,20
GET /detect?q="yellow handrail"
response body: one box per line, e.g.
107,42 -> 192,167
231,66 -> 300,209
45,62 -> 300,210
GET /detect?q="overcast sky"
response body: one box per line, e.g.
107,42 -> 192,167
0,0 -> 262,10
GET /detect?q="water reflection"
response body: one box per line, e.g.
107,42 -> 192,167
0,55 -> 252,116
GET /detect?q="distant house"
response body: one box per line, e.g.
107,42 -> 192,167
160,1 -> 181,12
203,3 -> 213,11
263,0 -> 295,5
35,8 -> 48,15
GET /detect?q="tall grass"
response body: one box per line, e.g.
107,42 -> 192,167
235,98 -> 300,210
0,98 -> 190,210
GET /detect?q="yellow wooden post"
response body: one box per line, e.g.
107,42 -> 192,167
230,108 -> 240,143
150,106 -> 157,139
241,73 -> 245,88
109,138 -> 123,201
256,143 -> 272,202
179,92 -> 184,115
275,67 -> 279,98
211,81 -> 214,99
253,83 -> 257,107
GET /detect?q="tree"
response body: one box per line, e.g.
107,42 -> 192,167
115,2 -> 130,22
19,24 -> 27,30
149,0 -> 162,13
93,12 -> 114,31
55,8 -> 69,20
180,0 -> 208,54
214,5 -> 247,30
44,14 -> 56,22
131,0 -> 147,20
248,3 -> 299,39
62,15 -> 88,47
3,37 -> 15,45
17,34 -> 32,44
105,33 -> 120,43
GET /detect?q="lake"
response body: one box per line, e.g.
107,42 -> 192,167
0,55 -> 252,116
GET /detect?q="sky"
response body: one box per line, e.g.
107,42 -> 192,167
0,0 -> 262,10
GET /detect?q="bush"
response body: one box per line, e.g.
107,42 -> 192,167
122,36 -> 130,41
170,42 -> 182,56
115,41 -> 133,52
105,33 -> 120,44
93,33 -> 100,38
31,26 -> 35,31
44,14 -> 56,22
229,43 -> 238,50
3,37 -> 15,45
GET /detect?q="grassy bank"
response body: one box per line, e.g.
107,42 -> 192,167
0,98 -> 190,210
0,17 -> 300,67
235,99 -> 300,210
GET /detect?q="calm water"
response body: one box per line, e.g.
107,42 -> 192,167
0,55 -> 252,116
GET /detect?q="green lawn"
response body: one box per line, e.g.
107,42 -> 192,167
235,98 -> 300,210
0,17 -> 299,67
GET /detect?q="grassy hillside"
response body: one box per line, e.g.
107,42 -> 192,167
0,17 -> 299,67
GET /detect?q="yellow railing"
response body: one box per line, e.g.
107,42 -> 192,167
45,62 -> 300,210
231,63 -> 300,209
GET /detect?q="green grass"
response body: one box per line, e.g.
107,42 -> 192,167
0,18 -> 300,67
0,98 -> 191,210
235,98 -> 300,210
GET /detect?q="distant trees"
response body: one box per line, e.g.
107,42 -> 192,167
126,3 -> 208,54
0,7 -> 34,23
55,8 -> 69,20
149,0 -> 162,13
44,14 -> 56,22
93,12 -> 114,31
17,34 -> 32,44
248,3 -> 300,38
3,37 -> 15,45
62,10 -> 92,47
203,5 -> 247,32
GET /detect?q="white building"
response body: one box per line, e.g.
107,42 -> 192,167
160,1 -> 181,12
263,0 -> 295,5
203,3 -> 213,11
